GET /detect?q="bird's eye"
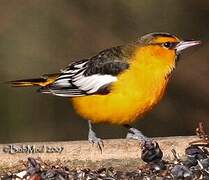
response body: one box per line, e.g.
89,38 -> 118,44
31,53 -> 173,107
163,42 -> 172,48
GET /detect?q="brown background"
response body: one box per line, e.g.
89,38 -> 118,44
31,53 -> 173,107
0,0 -> 208,143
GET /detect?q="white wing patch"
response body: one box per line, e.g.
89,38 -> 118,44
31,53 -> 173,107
51,60 -> 118,96
72,72 -> 117,94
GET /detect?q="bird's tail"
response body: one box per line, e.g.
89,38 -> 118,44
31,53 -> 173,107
9,78 -> 48,87
8,73 -> 60,87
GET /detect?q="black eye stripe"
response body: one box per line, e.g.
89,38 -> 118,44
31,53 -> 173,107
162,42 -> 178,49
149,42 -> 179,49
163,42 -> 172,48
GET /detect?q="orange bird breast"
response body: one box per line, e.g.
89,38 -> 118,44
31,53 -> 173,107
71,47 -> 175,125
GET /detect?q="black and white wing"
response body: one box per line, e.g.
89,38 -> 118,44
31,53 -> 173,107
39,47 -> 130,97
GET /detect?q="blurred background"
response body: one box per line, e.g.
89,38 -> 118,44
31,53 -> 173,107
0,0 -> 208,143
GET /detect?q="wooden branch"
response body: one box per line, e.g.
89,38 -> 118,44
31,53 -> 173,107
0,136 -> 198,170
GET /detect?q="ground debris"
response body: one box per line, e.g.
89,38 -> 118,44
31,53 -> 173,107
1,122 -> 209,180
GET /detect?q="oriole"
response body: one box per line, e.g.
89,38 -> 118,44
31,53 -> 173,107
10,32 -> 201,151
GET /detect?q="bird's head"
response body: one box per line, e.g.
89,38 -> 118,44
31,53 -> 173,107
133,32 -> 201,76
140,32 -> 201,55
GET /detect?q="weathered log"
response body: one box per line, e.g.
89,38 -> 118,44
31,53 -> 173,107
0,136 -> 198,171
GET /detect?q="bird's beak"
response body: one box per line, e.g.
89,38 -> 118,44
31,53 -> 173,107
175,40 -> 201,54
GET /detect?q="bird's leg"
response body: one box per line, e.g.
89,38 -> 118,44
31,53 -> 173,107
124,124 -> 150,143
88,120 -> 104,152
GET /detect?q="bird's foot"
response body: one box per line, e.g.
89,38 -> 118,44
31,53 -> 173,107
88,129 -> 104,153
126,128 -> 150,142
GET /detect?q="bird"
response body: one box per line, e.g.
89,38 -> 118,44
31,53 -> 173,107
9,32 -> 201,151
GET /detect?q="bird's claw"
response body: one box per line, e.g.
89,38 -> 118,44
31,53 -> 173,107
126,132 -> 139,140
126,128 -> 149,142
88,130 -> 104,153
89,138 -> 104,153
